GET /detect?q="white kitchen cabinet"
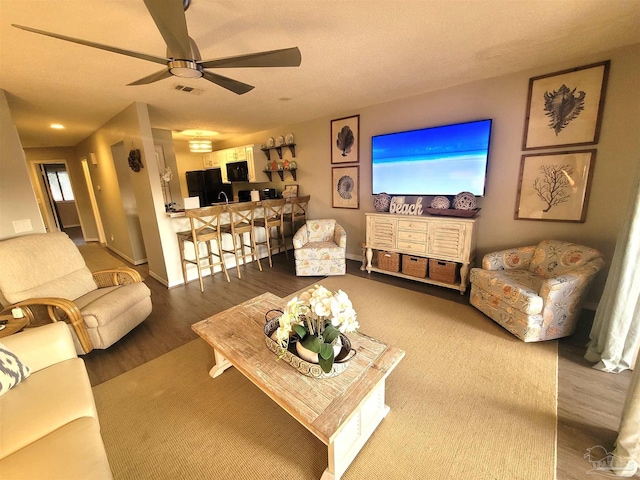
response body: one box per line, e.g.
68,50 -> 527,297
203,151 -> 229,182
206,144 -> 261,183
365,213 -> 477,294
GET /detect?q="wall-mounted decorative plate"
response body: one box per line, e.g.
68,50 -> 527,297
285,133 -> 294,144
266,137 -> 275,148
276,135 -> 285,147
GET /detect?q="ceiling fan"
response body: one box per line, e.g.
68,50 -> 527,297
12,0 -> 301,95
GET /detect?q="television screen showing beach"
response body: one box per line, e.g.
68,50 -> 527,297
372,120 -> 492,196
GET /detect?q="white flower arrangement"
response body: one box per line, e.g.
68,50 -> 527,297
276,285 -> 359,373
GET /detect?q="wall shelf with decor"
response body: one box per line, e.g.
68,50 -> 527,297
261,144 -> 296,161
263,168 -> 297,181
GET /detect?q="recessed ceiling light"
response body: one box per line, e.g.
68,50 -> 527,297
50,123 -> 65,129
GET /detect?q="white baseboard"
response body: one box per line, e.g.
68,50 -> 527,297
148,270 -> 168,287
346,252 -> 363,263
106,244 -> 147,266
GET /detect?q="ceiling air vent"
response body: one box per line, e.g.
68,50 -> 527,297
172,84 -> 204,95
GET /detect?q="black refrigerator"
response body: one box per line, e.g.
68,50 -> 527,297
185,169 -> 233,207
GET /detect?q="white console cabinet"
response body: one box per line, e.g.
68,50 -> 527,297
365,213 -> 477,294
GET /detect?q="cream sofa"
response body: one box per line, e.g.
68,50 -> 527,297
0,322 -> 113,479
0,232 -> 152,354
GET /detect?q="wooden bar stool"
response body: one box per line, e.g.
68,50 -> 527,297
283,195 -> 310,246
220,201 -> 263,279
177,205 -> 230,292
254,198 -> 288,267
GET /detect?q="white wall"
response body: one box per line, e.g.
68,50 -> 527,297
75,103 -> 169,282
0,89 -> 46,239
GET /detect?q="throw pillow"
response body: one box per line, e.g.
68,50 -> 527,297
0,343 -> 31,397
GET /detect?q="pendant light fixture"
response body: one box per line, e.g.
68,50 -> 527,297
189,137 -> 213,153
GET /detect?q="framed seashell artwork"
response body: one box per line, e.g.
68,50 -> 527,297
523,60 -> 610,150
332,165 -> 359,209
331,115 -> 360,164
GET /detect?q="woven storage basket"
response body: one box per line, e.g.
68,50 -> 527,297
429,259 -> 457,284
402,255 -> 428,278
377,251 -> 400,272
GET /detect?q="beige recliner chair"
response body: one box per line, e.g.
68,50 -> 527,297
469,239 -> 604,342
0,232 -> 152,354
293,219 -> 346,276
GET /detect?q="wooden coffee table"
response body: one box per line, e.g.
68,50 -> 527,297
192,292 -> 404,480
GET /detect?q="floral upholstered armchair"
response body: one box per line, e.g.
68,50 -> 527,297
293,219 -> 346,276
469,240 -> 604,342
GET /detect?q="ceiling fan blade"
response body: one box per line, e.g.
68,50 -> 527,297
12,24 -> 168,65
127,68 -> 173,86
199,47 -> 302,69
202,71 -> 254,95
143,0 -> 193,59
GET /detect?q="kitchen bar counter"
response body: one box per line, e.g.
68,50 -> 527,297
164,199 -> 298,288
165,198 -> 293,218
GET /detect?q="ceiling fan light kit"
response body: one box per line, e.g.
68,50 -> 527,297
12,0 -> 301,95
169,61 -> 203,79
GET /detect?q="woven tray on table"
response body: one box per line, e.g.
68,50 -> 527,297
263,309 -> 355,379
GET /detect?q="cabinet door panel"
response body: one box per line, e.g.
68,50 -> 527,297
368,217 -> 396,249
428,224 -> 466,259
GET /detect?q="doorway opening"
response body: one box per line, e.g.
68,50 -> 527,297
32,161 -> 85,245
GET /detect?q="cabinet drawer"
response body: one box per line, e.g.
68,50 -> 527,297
398,230 -> 427,242
398,220 -> 428,232
397,241 -> 427,254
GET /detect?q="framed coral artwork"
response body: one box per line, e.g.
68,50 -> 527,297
515,150 -> 596,222
332,166 -> 359,209
522,61 -> 610,150
331,115 -> 359,164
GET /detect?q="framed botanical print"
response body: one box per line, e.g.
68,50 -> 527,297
523,61 -> 610,150
332,165 -> 359,209
514,150 -> 596,222
331,115 -> 360,164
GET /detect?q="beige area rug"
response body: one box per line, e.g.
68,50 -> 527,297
93,274 -> 557,480
77,243 -> 130,272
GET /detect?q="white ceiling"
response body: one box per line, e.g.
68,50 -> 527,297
1,0 -> 639,148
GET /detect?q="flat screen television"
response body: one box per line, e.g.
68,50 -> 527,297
371,119 -> 492,196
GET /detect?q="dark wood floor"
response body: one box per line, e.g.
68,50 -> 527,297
82,247 -> 632,480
